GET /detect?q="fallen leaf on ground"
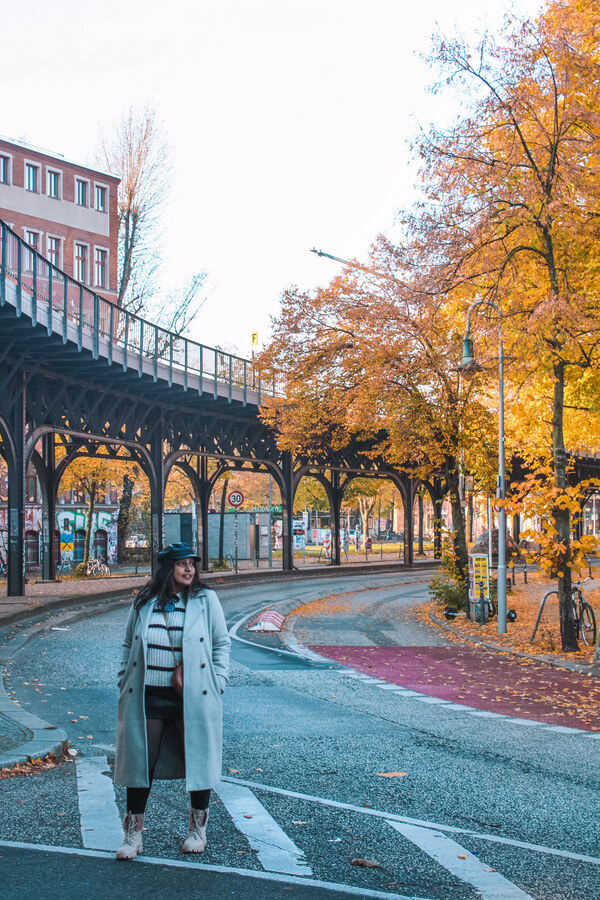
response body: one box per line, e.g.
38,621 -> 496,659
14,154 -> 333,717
376,772 -> 407,778
351,858 -> 380,868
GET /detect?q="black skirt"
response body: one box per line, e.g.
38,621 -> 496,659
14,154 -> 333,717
144,686 -> 183,719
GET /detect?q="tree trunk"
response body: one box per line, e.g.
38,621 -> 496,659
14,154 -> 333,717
117,474 -> 134,564
358,497 -> 375,545
83,484 -> 96,569
553,362 -> 578,651
218,476 -> 229,564
445,459 -> 468,584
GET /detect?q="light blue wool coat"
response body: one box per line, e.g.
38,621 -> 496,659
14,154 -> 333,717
114,588 -> 231,791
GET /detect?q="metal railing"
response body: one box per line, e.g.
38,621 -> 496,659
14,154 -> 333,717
0,220 -> 278,404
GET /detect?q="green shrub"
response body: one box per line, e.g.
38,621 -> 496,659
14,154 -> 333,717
72,562 -> 88,578
429,575 -> 468,610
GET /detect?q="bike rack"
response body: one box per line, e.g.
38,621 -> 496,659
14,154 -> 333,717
531,589 -> 558,642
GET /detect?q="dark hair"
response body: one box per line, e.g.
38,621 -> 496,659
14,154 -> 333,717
134,556 -> 208,610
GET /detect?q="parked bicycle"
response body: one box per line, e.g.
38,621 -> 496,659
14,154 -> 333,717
572,578 -> 597,646
87,556 -> 111,576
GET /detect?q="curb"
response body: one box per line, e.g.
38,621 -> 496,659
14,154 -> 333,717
0,583 -> 145,628
0,671 -> 67,770
428,610 -> 600,677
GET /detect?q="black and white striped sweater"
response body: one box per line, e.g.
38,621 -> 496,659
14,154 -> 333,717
145,598 -> 186,687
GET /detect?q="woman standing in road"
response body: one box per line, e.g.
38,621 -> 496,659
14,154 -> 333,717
114,542 -> 230,860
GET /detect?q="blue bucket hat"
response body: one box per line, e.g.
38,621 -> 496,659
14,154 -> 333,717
157,542 -> 200,562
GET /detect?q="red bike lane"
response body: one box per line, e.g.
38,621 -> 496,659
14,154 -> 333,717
309,643 -> 600,731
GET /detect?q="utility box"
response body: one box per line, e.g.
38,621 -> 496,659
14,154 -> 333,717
164,512 -> 194,548
208,512 -> 271,561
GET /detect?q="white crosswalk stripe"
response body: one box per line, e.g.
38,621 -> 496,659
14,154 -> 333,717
389,822 -> 534,900
75,756 -> 123,851
215,779 -> 312,876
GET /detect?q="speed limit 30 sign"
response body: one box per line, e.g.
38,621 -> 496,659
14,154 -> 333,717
228,490 -> 244,508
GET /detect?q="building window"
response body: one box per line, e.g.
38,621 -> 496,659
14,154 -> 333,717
76,178 -> 88,207
25,230 -> 40,270
95,184 -> 107,212
94,248 -> 107,288
25,163 -> 39,192
47,236 -> 61,268
47,169 -> 61,199
25,530 -> 40,567
26,471 -> 39,502
75,243 -> 88,283
0,155 -> 9,184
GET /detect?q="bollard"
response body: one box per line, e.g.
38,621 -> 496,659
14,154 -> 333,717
523,561 -> 528,584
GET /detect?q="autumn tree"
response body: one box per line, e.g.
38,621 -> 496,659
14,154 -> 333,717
408,0 -> 600,648
261,274 -> 494,586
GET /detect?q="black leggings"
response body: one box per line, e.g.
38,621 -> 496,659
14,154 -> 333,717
126,717 -> 211,815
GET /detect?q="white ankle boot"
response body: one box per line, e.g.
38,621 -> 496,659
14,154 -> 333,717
182,808 -> 209,853
116,812 -> 144,860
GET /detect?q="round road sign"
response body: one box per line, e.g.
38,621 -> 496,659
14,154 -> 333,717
228,490 -> 244,508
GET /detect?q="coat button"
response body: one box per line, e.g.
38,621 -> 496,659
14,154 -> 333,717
133,662 -> 137,666
202,690 -> 207,695
200,637 -> 204,642
201,663 -> 206,668
128,688 -> 133,693
135,636 -> 139,640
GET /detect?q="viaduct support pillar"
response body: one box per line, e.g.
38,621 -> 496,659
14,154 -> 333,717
403,479 -> 414,567
281,453 -> 294,572
7,380 -> 25,596
41,433 -> 56,581
433,495 -> 443,560
330,471 -> 342,567
149,424 -> 165,573
198,455 -> 211,572
418,489 -> 424,556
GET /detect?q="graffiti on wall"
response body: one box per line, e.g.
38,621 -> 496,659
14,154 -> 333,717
0,507 -> 118,564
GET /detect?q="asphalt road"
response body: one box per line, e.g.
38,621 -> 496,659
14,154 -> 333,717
0,572 -> 599,899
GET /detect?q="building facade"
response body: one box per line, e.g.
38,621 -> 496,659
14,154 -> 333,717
0,462 -> 119,571
0,136 -> 120,303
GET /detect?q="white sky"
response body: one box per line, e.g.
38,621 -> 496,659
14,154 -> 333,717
3,0 -> 543,357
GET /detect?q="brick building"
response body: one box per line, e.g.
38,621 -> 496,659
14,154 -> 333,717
0,135 -> 120,302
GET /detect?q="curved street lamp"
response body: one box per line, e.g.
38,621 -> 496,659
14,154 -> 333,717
458,299 -> 507,635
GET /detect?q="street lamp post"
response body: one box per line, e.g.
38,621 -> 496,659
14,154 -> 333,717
459,299 -> 507,635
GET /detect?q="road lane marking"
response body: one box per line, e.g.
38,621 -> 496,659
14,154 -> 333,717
215,780 -> 312,876
348,673 -> 598,734
75,756 -> 122,851
389,822 -> 533,900
0,840 -> 431,900
221,776 -> 600,867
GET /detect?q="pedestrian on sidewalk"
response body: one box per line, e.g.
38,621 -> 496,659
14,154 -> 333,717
113,542 -> 230,860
